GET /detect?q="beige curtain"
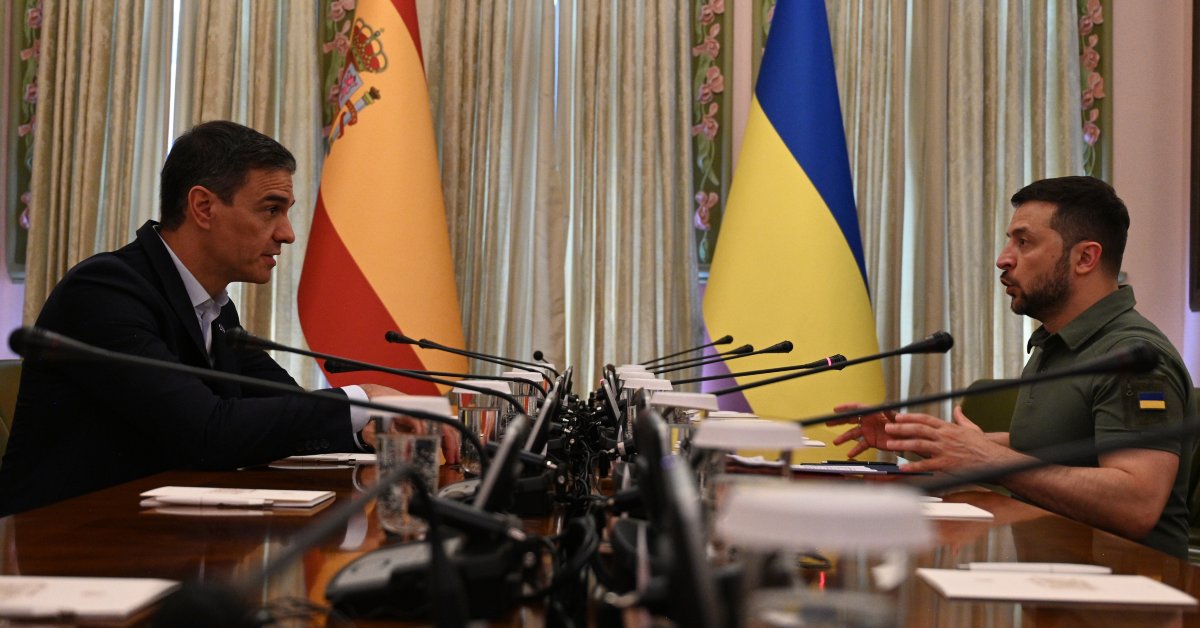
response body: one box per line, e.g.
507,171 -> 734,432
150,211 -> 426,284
828,0 -> 1083,400
424,0 -> 699,386
171,0 -> 323,387
23,0 -> 156,323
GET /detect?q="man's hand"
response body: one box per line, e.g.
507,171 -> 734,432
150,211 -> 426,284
830,402 -> 898,458
883,406 -> 1016,472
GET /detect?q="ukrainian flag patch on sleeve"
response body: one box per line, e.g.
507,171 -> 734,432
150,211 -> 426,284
1138,391 -> 1167,411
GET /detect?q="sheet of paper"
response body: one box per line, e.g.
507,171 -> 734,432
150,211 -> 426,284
918,568 -> 1197,606
284,453 -> 377,464
140,486 -> 335,508
0,576 -> 178,620
920,502 -> 994,520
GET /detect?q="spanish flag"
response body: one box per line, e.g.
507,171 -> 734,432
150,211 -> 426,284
298,0 -> 466,392
702,0 -> 884,457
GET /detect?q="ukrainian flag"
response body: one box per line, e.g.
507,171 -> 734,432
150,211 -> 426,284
702,0 -> 884,457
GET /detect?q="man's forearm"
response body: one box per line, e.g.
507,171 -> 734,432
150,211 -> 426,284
996,453 -> 1173,541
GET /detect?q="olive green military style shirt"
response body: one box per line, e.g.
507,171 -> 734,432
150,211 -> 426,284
1009,286 -> 1195,558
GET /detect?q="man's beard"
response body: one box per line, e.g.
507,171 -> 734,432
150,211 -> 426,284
1009,255 -> 1071,321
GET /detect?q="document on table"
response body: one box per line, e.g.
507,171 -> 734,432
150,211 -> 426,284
140,486 -> 335,509
0,576 -> 179,620
920,502 -> 994,520
918,568 -> 1198,606
283,453 -> 377,464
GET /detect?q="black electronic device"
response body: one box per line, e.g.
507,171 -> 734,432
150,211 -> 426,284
326,414 -> 536,621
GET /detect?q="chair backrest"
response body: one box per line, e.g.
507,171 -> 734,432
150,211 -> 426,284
958,379 -> 1019,434
0,359 -> 21,459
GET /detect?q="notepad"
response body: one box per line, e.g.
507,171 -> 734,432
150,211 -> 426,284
284,453 -> 377,464
920,502 -> 994,520
918,568 -> 1197,606
140,486 -> 336,508
0,576 -> 179,620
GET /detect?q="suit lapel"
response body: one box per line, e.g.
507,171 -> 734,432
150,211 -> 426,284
135,221 -> 208,361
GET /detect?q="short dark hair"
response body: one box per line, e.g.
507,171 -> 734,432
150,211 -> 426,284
159,120 -> 296,229
1010,176 -> 1129,276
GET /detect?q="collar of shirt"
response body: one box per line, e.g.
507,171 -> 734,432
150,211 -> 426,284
1026,284 -> 1137,354
156,229 -> 230,344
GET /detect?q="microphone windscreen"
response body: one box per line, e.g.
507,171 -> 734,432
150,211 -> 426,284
1086,341 -> 1160,375
8,327 -> 93,362
384,330 -> 417,344
712,334 -> 734,345
761,340 -> 793,354
729,344 -> 754,355
532,350 -> 544,361
324,359 -> 364,374
904,331 -> 954,355
829,354 -> 848,369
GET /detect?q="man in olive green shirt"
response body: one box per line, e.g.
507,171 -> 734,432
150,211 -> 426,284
835,176 -> 1195,557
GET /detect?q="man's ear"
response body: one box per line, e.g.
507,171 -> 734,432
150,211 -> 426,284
1073,240 -> 1103,275
186,185 -> 217,229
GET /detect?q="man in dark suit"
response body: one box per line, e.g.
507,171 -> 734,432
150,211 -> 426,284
0,120 -> 446,514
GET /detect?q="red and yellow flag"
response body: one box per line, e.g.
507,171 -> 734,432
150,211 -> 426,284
299,0 -> 466,392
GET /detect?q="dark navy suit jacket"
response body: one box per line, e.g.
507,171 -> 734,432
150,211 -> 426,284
0,221 -> 357,514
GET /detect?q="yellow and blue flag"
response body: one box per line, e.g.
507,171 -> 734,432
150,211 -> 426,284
702,0 -> 884,457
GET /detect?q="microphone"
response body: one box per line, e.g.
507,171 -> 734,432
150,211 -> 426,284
409,494 -> 528,542
651,340 -> 794,375
673,354 -> 848,385
223,328 -> 527,415
638,335 -> 734,366
386,331 -> 560,378
323,358 -> 548,398
648,343 -> 754,372
8,327 -> 489,474
710,331 -> 955,396
790,341 -> 1159,427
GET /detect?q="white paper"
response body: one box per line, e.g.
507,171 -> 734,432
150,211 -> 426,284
918,568 -> 1197,606
0,576 -> 178,620
284,453 -> 377,464
140,486 -> 335,508
920,502 -> 994,520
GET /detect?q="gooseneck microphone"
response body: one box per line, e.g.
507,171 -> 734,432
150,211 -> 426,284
323,358 -> 548,398
651,340 -> 795,375
710,331 -> 955,396
638,334 -> 734,366
386,331 -> 560,378
673,354 -> 848,385
8,326 -> 489,473
648,343 -> 755,372
225,328 -> 527,415
789,341 -> 1159,427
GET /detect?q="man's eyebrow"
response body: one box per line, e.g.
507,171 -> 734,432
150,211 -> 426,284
259,193 -> 293,206
1006,225 -> 1030,238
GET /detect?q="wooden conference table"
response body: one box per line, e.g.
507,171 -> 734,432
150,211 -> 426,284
1,462 -> 1198,626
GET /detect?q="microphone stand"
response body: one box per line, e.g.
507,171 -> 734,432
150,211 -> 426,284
324,357 -> 548,398
649,344 -> 753,372
8,327 -> 490,474
785,342 -> 1158,427
710,332 -> 954,396
638,334 -> 734,366
672,354 -> 847,385
388,331 -> 560,378
225,328 -> 527,417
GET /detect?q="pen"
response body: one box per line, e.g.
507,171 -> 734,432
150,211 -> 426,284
958,562 -> 1112,574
